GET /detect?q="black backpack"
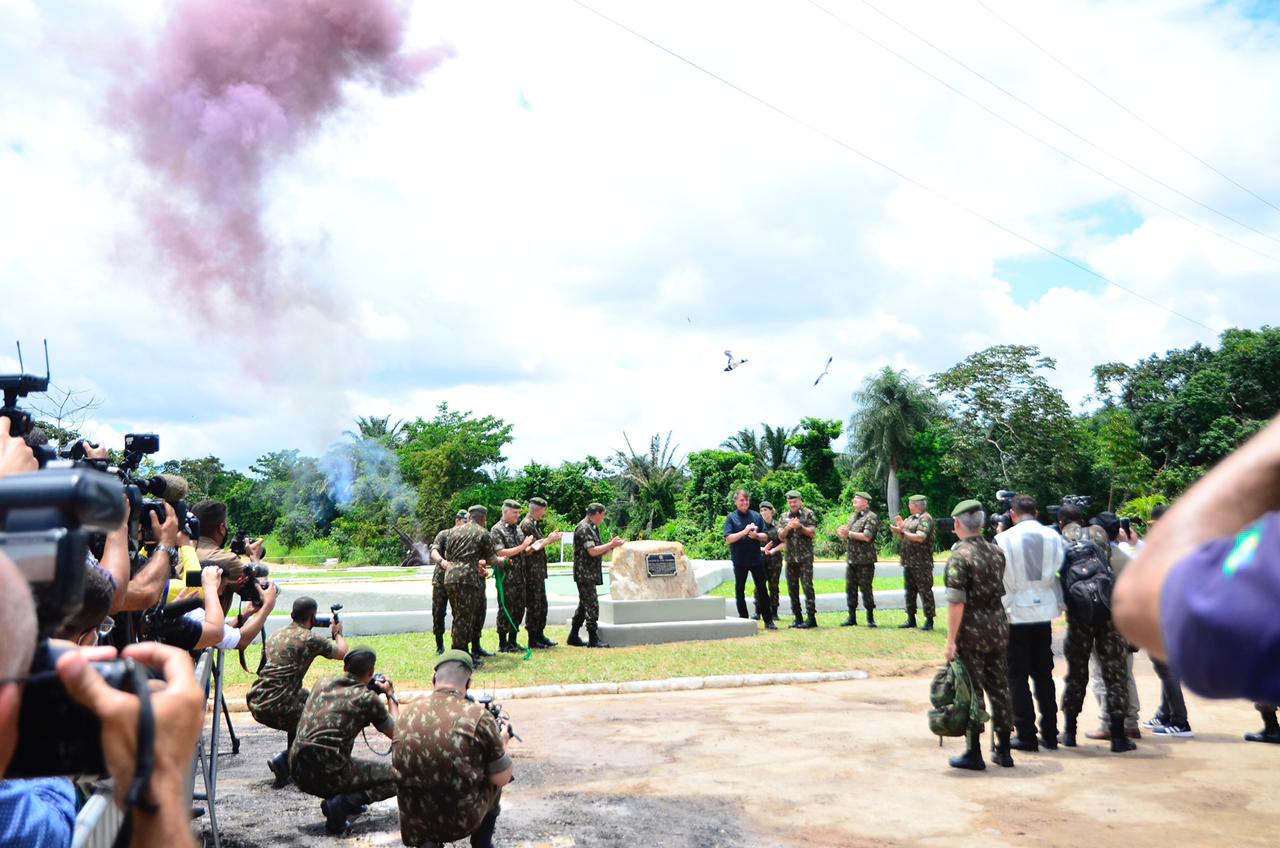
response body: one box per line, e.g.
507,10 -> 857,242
1061,538 -> 1114,626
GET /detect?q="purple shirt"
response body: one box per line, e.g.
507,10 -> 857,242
1161,512 -> 1280,704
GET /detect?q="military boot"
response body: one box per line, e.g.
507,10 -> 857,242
949,729 -> 986,771
992,731 -> 1015,768
1062,715 -> 1078,748
1245,707 -> 1280,743
566,625 -> 585,646
587,630 -> 611,649
899,614 -> 917,629
865,610 -> 877,628
841,612 -> 857,626
922,616 -> 935,632
1009,732 -> 1039,753
538,631 -> 559,648
472,640 -> 494,658
434,633 -> 444,655
267,750 -> 290,788
1110,713 -> 1136,753
321,793 -> 368,835
789,613 -> 806,629
805,612 -> 818,628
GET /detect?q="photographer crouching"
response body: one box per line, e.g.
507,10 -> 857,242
247,597 -> 348,789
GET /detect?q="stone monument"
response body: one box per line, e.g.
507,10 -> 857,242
598,540 -> 756,646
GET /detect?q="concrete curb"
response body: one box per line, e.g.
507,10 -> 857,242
219,669 -> 870,714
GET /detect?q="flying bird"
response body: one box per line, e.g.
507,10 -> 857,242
813,356 -> 833,386
724,350 -> 748,372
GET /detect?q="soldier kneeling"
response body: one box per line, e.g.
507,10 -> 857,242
291,648 -> 399,835
393,650 -> 515,848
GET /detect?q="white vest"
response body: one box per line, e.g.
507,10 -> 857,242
995,518 -> 1065,625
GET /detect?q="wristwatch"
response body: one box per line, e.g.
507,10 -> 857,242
155,546 -> 181,577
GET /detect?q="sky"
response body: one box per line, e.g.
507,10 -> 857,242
2,0 -> 1279,474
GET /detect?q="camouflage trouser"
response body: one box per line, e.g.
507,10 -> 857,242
1061,616 -> 1129,721
290,744 -> 396,804
786,557 -> 816,619
431,566 -> 450,637
447,583 -> 484,652
398,784 -> 501,847
903,561 -> 935,619
959,648 -> 1013,735
496,573 -> 526,643
525,568 -> 549,635
570,581 -> 600,636
248,689 -> 308,735
765,555 -> 783,620
845,562 -> 875,613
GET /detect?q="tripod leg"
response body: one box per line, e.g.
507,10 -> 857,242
221,688 -> 240,756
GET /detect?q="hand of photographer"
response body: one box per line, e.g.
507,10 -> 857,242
55,642 -> 201,847
332,620 -> 344,638
0,416 -> 37,478
201,566 -> 222,592
151,503 -> 179,548
246,539 -> 265,561
82,441 -> 109,460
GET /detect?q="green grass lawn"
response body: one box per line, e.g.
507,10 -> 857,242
707,575 -> 944,597
221,609 -> 949,694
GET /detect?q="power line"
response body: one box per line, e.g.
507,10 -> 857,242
971,0 -> 1280,216
564,0 -> 1214,332
825,0 -> 1280,253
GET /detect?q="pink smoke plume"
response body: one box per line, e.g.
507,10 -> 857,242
115,0 -> 450,314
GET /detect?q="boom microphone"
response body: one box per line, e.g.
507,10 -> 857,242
135,473 -> 189,505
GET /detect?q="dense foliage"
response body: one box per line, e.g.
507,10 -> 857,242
41,329 -> 1278,564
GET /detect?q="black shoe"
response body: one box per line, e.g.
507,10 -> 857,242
539,634 -> 558,648
751,612 -> 760,620
499,642 -> 520,653
1009,735 -> 1039,753
866,611 -> 877,628
472,642 -> 494,658
765,620 -> 778,630
1040,733 -> 1059,751
899,615 -> 918,629
992,731 -> 1015,768
922,617 -> 934,632
789,616 -> 805,629
1246,708 -> 1280,743
840,615 -> 857,627
434,634 -> 444,655
949,731 -> 986,771
567,631 -> 585,647
806,613 -> 819,628
1062,716 -> 1078,748
1110,714 -> 1136,753
321,793 -> 366,836
267,751 -> 290,788
587,635 -> 611,648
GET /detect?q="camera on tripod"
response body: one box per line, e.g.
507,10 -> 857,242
989,490 -> 1016,531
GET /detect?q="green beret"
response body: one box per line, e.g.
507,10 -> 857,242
501,499 -> 521,510
784,490 -> 802,500
951,499 -> 983,518
468,504 -> 488,515
586,502 -> 606,514
854,491 -> 872,502
908,494 -> 927,503
529,497 -> 548,508
455,509 -> 468,520
759,501 -> 775,511
435,649 -> 475,671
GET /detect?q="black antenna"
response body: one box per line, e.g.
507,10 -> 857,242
42,339 -> 49,383
15,341 -> 23,374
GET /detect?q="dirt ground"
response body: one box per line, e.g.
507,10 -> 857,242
204,661 -> 1279,847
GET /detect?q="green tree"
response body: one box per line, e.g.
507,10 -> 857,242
518,457 -> 614,520
344,414 -> 406,446
847,366 -> 941,516
1081,407 -> 1154,510
611,432 -> 684,532
760,423 -> 798,472
685,450 -> 756,528
787,417 -> 844,500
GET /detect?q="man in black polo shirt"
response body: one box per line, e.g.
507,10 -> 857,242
724,490 -> 776,630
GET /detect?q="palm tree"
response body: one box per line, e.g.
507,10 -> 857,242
721,428 -> 763,474
848,367 -> 940,515
344,415 -> 406,446
613,431 -> 684,531
760,423 -> 798,471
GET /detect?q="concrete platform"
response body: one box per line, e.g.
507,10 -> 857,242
600,597 -> 726,625
598,618 -> 759,647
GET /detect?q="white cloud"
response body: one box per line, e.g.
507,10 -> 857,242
2,0 -> 1279,472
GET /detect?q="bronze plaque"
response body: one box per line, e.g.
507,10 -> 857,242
646,553 -> 678,577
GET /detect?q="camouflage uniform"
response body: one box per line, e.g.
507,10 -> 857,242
762,520 -> 784,621
572,518 -> 605,638
783,507 -> 819,619
901,512 -> 937,619
393,687 -> 511,846
443,524 -> 497,652
845,509 -> 880,615
520,516 -> 550,638
290,675 -> 397,804
945,538 -> 1013,734
1059,524 -> 1130,723
430,529 -> 452,641
246,622 -> 341,737
491,519 -> 526,645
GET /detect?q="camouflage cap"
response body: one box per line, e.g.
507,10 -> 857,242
759,501 -> 775,511
853,491 -> 872,502
908,494 -> 928,503
586,502 -> 606,514
435,649 -> 475,671
455,509 -> 468,520
784,490 -> 802,500
529,497 -> 548,508
951,499 -> 983,518
501,499 -> 521,510
468,504 -> 488,516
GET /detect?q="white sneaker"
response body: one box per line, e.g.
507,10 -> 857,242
1153,723 -> 1195,737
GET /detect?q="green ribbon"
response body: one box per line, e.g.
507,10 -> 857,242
493,560 -> 532,661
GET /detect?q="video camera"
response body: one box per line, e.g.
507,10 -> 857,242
368,672 -> 392,696
139,595 -> 206,650
989,490 -> 1015,531
234,562 -> 271,606
0,340 -> 50,440
315,603 -> 343,629
468,693 -> 521,742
